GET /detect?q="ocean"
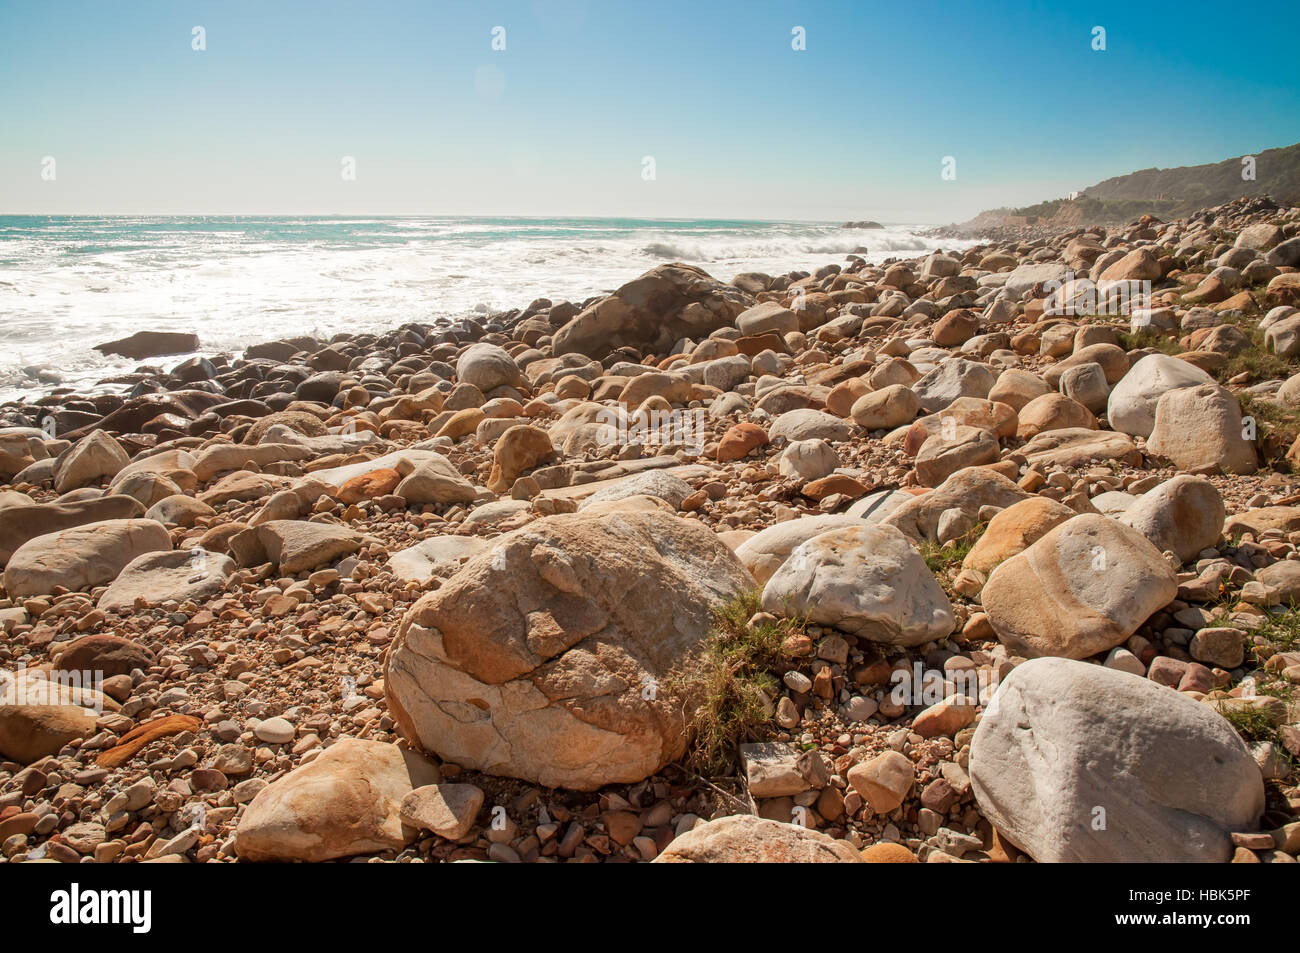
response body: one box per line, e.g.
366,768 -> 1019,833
0,216 -> 967,403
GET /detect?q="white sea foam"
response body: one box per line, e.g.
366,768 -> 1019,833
0,217 -> 971,402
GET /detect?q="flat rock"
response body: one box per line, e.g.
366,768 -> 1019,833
398,783 -> 485,840
94,330 -> 200,360
577,469 -> 695,511
4,518 -> 171,598
98,548 -> 236,612
387,536 -> 491,585
231,520 -> 367,575
0,495 -> 145,566
235,739 -> 439,862
733,514 -> 865,585
653,814 -> 861,863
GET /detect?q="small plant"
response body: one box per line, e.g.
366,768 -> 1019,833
1250,603 -> 1300,654
1117,328 -> 1180,354
1238,393 -> 1298,471
1218,702 -> 1280,746
919,522 -> 986,578
671,590 -> 802,777
1218,318 -> 1299,384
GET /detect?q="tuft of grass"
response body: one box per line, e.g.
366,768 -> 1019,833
1219,704 -> 1282,746
1218,317 -> 1299,384
1117,328 -> 1180,354
671,591 -> 802,777
919,522 -> 986,579
1238,393 -> 1299,471
1250,603 -> 1300,655
1217,605 -> 1297,761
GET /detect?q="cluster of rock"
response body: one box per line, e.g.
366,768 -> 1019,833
1,197 -> 1299,864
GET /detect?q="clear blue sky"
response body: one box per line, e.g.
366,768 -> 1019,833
1,0 -> 1296,222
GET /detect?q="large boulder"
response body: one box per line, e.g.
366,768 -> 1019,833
486,425 -> 556,493
1236,222 -> 1285,251
987,369 -> 1052,412
53,634 -> 156,679
1098,246 -> 1162,283
1005,262 -> 1068,298
0,496 -> 145,566
1015,393 -> 1095,438
911,359 -> 997,414
654,814 -> 861,863
760,524 -> 954,645
776,439 -> 838,481
235,739 -> 439,862
903,398 -> 1018,454
980,514 -> 1177,659
53,431 -> 131,493
97,549 -> 236,612
230,520 -> 367,575
1106,353 -> 1213,439
961,497 -> 1076,577
384,510 -> 753,790
394,455 -> 479,505
732,514 -> 864,585
850,384 -> 919,430
1256,560 -> 1300,602
882,468 -> 1029,544
736,301 -> 798,337
456,343 -> 524,393
914,425 -> 1000,487
93,330 -> 200,360
970,658 -> 1265,862
1146,382 -> 1257,474
1119,475 -> 1224,564
0,431 -> 46,480
552,264 -> 753,358
4,518 -> 171,598
768,409 -> 853,443
0,704 -> 99,764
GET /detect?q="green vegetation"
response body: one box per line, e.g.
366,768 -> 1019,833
920,522 -> 986,580
1219,702 -> 1283,746
672,591 -> 800,777
1218,606 -> 1297,755
1239,392 -> 1299,450
1117,328 -> 1180,354
1217,314 -> 1298,385
1249,603 -> 1300,655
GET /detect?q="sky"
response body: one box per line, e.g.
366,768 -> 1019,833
1,0 -> 1297,223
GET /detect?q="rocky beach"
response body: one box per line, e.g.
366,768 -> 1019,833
2,195 -> 1300,865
